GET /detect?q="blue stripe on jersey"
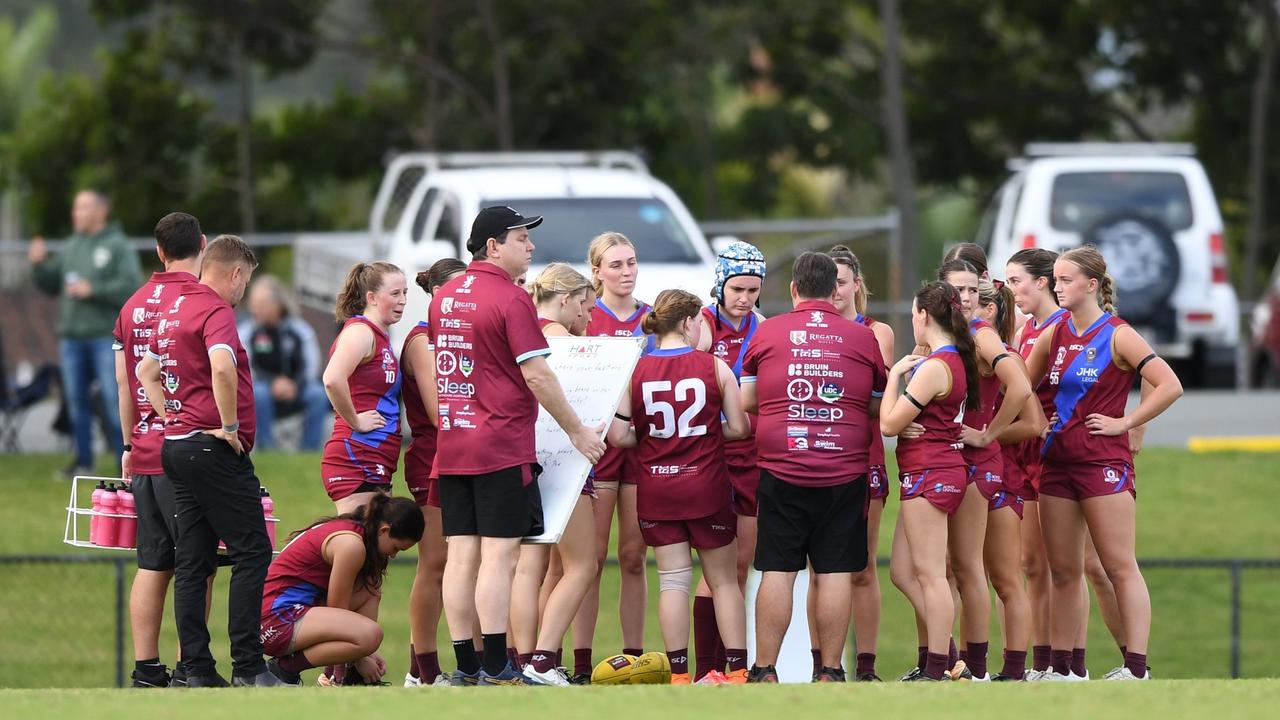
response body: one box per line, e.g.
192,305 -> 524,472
731,314 -> 759,381
905,471 -> 928,497
350,370 -> 402,448
1038,308 -> 1068,331
1041,315 -> 1117,457
649,346 -> 694,357
271,581 -> 323,613
1112,466 -> 1130,494
595,298 -> 646,324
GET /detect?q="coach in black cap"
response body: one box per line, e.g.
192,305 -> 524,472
432,204 -> 604,685
465,206 -> 544,256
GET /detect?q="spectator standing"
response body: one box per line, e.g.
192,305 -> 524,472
29,189 -> 143,475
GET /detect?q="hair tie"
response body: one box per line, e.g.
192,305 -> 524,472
993,278 -> 1005,290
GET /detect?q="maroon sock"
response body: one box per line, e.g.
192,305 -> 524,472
556,648 -> 563,667
331,664 -> 348,684
725,648 -> 747,672
415,651 -> 441,683
623,647 -> 643,657
1124,651 -> 1147,678
693,596 -> 719,679
517,652 -> 533,669
574,649 -> 593,676
1071,648 -> 1087,677
409,645 -> 419,679
507,647 -> 518,667
1120,645 -> 1128,664
925,652 -> 948,680
323,664 -> 334,679
917,646 -> 928,671
855,653 -> 876,676
812,649 -> 824,676
669,648 -> 689,676
1001,650 -> 1026,679
1051,649 -> 1072,676
530,650 -> 557,674
959,649 -> 968,663
966,642 -> 988,679
948,637 -> 959,668
277,651 -> 314,676
1032,645 -> 1051,672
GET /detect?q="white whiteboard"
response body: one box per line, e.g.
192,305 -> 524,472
526,336 -> 645,543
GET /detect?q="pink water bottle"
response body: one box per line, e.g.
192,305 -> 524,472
117,484 -> 137,549
260,487 -> 276,549
89,480 -> 107,545
98,483 -> 121,547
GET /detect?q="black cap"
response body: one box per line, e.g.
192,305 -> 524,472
466,206 -> 543,254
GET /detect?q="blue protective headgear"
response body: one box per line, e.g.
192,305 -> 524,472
712,241 -> 767,304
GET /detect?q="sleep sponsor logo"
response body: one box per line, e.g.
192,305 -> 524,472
787,403 -> 844,422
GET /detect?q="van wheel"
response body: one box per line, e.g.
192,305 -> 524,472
1082,214 -> 1180,325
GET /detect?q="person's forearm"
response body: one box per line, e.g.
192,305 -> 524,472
324,378 -> 360,426
984,381 -> 1030,441
211,365 -> 239,429
115,352 -> 135,446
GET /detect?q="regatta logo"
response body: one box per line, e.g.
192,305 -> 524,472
440,298 -> 454,315
132,307 -> 145,324
790,330 -> 808,345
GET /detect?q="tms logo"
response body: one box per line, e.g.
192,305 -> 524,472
650,465 -> 681,475
439,318 -> 463,329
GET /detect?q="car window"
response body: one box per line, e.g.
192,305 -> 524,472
1049,171 -> 1193,232
483,197 -> 702,264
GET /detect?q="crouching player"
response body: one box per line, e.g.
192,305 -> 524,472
260,495 -> 425,686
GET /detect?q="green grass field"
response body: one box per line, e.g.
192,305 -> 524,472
2,681 -> 1279,720
1,449 -> 1278,689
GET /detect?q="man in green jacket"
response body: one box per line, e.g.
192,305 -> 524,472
28,190 -> 144,475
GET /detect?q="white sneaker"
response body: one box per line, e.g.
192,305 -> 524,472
1069,670 -> 1089,681
1040,671 -> 1075,681
971,673 -> 991,682
404,673 -> 422,688
432,674 -> 453,687
1104,667 -> 1149,681
522,664 -> 570,687
1023,669 -> 1047,681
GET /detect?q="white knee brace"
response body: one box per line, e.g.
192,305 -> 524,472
658,566 -> 694,594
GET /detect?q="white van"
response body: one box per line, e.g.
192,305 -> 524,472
977,143 -> 1240,386
295,152 -> 720,351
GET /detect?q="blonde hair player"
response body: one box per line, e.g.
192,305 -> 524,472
579,232 -> 653,663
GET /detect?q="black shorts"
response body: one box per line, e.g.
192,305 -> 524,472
133,472 -> 179,571
754,470 -> 868,574
439,465 -> 544,539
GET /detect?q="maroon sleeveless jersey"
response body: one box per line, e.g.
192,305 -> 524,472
322,316 -> 403,472
857,313 -> 888,468
895,346 -> 968,474
1041,313 -> 1134,465
588,300 -> 652,481
401,322 -> 436,480
1018,308 -> 1069,414
629,347 -> 730,520
961,319 -> 1003,468
261,519 -> 363,617
701,305 -> 759,464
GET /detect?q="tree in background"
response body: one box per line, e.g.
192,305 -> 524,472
0,4 -> 57,239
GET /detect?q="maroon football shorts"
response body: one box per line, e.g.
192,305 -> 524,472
638,504 -> 737,550
899,466 -> 969,515
260,603 -> 309,657
1039,461 -> 1136,502
867,465 -> 890,505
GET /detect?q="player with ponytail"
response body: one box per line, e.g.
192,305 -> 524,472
608,290 -> 752,685
400,258 -> 466,687
321,262 -> 407,512
260,495 -> 425,686
1023,246 -> 1182,681
881,282 -> 979,682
